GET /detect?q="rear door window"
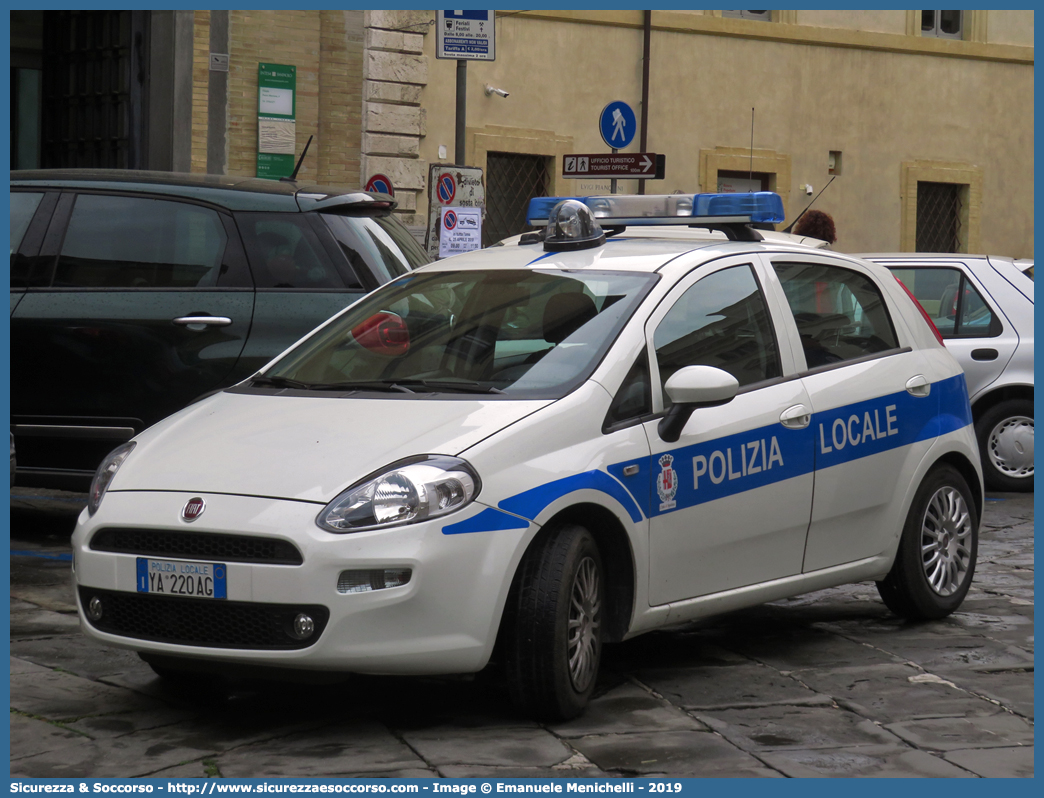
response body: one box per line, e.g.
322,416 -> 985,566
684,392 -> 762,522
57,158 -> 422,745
55,195 -> 228,288
891,266 -> 1000,338
773,261 -> 900,368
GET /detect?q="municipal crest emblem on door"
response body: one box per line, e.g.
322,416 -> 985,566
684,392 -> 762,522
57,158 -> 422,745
657,453 -> 678,511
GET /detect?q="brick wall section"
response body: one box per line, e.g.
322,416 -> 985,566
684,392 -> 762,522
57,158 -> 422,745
227,10 -> 322,180
190,11 -> 210,173
363,10 -> 431,222
317,11 -> 364,188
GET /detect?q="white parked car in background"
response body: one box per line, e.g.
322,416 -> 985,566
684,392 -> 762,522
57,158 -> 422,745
73,193 -> 983,720
864,254 -> 1033,492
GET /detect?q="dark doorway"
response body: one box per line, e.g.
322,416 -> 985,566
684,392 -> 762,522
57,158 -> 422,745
484,152 -> 550,246
39,10 -> 150,169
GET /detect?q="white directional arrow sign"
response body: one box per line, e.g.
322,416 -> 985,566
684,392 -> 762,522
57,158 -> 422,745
560,152 -> 664,179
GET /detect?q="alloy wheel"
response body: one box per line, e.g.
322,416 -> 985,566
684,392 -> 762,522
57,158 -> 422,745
567,556 -> 601,692
920,486 -> 974,596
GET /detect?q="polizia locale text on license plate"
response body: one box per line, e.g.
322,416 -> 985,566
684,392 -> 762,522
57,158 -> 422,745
136,558 -> 227,599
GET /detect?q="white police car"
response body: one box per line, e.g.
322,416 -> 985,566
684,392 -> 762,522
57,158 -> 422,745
72,192 -> 982,720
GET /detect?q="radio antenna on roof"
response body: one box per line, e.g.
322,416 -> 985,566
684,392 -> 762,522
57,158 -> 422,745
748,108 -> 754,189
281,135 -> 314,183
783,175 -> 837,233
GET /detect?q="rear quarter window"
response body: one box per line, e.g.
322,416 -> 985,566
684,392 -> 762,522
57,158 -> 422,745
237,212 -> 359,289
320,213 -> 429,283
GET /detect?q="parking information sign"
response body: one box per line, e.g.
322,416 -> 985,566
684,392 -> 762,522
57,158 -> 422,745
439,206 -> 482,258
426,164 -> 485,258
436,10 -> 496,60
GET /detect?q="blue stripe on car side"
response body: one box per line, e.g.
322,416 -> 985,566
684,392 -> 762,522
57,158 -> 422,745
445,375 -> 971,532
649,373 -> 972,516
811,373 -> 969,471
498,470 -> 644,524
442,507 -> 531,535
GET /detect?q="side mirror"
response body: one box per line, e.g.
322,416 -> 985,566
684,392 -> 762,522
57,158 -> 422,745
658,366 -> 739,443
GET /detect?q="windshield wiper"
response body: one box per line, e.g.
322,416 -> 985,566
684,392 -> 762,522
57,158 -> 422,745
412,380 -> 506,395
308,380 -> 417,394
250,375 -> 316,390
253,376 -> 503,395
304,379 -> 504,395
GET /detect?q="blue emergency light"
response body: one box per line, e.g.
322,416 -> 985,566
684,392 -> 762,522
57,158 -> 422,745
526,192 -> 785,228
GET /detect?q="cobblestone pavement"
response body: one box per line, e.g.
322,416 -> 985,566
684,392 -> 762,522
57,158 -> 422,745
9,489 -> 1033,778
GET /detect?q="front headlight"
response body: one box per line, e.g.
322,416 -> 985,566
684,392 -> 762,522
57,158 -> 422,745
317,455 -> 480,533
88,441 -> 136,516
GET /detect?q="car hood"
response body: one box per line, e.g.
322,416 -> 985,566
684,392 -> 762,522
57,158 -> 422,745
111,390 -> 551,502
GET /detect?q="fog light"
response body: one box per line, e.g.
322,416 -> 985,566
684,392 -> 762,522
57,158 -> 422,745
337,569 -> 412,594
87,597 -> 103,621
291,613 -> 314,640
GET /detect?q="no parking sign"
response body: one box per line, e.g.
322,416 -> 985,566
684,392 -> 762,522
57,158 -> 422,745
439,206 -> 481,258
426,164 -> 485,258
364,174 -> 394,196
436,173 -> 456,204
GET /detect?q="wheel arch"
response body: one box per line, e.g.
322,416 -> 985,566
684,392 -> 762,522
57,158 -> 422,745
542,502 -> 636,643
498,500 -> 637,646
971,384 -> 1034,424
932,450 -> 984,522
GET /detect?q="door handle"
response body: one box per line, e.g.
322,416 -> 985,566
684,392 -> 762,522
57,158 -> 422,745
173,316 -> 233,330
906,375 -> 931,397
971,348 -> 999,361
780,404 -> 811,429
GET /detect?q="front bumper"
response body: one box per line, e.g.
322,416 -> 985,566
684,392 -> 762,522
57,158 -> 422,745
72,490 -> 534,675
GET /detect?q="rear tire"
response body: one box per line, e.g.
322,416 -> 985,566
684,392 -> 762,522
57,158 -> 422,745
503,523 -> 603,721
977,399 -> 1033,492
876,464 -> 978,620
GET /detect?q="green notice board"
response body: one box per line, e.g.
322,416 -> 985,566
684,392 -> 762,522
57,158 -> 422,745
256,63 -> 297,180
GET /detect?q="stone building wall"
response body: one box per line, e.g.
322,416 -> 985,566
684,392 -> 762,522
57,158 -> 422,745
360,10 -> 432,223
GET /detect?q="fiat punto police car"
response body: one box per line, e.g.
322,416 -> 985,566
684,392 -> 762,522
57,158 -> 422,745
72,193 -> 982,720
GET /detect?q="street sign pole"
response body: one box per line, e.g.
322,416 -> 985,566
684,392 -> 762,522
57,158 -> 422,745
610,148 -> 617,195
437,11 -> 496,166
455,59 -> 467,165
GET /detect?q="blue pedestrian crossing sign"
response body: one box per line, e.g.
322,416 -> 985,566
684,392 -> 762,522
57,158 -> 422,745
599,101 -> 636,149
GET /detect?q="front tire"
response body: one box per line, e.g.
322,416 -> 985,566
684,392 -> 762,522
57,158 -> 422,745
977,399 -> 1033,492
503,523 -> 603,721
876,464 -> 978,620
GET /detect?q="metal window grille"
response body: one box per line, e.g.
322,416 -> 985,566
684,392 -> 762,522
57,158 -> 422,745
916,181 -> 963,253
41,10 -> 148,169
484,152 -> 551,246
921,10 -> 963,39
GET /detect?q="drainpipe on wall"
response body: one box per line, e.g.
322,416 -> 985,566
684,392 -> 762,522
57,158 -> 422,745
638,10 -> 651,195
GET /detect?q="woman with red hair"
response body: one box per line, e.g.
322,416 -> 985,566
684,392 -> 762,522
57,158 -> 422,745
793,209 -> 837,245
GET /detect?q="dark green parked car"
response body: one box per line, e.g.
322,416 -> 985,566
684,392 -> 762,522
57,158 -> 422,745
10,170 -> 430,489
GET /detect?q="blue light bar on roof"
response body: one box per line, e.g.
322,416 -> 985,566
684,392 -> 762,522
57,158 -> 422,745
526,192 -> 785,227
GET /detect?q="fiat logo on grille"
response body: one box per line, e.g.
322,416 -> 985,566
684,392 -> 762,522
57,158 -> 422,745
182,497 -> 206,522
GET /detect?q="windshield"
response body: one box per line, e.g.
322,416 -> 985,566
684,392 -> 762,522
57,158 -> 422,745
321,213 -> 430,282
262,269 -> 657,398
